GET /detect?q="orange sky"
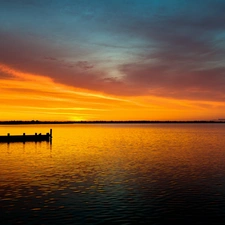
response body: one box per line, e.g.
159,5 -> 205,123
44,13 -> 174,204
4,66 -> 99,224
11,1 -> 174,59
1,63 -> 225,121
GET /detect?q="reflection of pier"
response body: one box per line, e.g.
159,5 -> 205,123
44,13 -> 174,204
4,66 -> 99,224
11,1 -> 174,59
0,129 -> 52,143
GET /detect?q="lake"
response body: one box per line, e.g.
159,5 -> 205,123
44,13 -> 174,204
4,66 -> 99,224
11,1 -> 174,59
1,124 -> 225,224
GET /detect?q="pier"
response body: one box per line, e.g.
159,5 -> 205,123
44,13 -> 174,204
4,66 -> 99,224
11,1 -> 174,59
0,129 -> 52,143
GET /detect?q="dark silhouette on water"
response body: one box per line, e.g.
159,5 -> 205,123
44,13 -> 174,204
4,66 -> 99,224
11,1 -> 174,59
0,129 -> 52,143
0,120 -> 225,125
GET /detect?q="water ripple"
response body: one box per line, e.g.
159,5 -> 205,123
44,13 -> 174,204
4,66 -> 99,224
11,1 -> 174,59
1,124 -> 225,224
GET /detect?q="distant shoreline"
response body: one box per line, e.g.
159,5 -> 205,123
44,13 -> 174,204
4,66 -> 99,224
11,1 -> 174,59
0,120 -> 225,125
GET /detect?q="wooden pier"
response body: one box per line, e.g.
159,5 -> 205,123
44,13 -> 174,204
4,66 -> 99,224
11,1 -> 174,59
0,129 -> 52,143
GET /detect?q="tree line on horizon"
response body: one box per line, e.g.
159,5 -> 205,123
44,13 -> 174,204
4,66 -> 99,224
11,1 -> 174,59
0,120 -> 224,124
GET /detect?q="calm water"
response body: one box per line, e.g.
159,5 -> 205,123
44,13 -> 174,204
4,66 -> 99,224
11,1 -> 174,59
1,124 -> 225,225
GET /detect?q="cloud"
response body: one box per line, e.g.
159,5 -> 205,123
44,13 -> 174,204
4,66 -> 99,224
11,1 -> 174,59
1,0 -> 225,103
120,63 -> 225,100
75,61 -> 94,70
44,56 -> 57,61
0,30 -> 131,96
114,0 -> 225,101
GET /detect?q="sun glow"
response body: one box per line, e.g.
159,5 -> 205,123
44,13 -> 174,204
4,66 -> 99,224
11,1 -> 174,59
1,63 -> 225,121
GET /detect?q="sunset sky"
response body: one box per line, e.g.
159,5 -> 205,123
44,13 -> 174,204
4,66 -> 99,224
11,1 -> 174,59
1,0 -> 225,121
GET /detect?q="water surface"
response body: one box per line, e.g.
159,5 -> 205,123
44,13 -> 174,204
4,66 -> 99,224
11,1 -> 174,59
1,124 -> 225,224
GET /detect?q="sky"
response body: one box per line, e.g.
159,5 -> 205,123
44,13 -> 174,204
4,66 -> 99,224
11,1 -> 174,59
1,0 -> 225,121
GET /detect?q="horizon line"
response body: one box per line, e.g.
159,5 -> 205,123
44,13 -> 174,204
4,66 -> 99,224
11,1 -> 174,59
0,120 -> 225,124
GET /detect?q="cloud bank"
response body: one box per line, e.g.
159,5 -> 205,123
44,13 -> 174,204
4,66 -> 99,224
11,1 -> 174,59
1,0 -> 225,102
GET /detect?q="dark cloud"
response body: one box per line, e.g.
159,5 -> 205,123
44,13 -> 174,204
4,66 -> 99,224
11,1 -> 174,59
120,62 -> 225,101
75,61 -> 94,70
44,56 -> 57,61
115,0 -> 225,100
0,30 -> 129,95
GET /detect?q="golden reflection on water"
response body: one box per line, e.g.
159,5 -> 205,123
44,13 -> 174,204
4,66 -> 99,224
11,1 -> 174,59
1,124 -> 225,189
1,124 -> 225,224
